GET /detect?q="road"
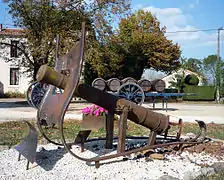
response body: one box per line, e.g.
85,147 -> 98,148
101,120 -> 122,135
0,98 -> 224,124
142,102 -> 224,124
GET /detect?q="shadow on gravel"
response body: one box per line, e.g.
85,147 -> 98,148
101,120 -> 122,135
81,139 -> 149,167
147,107 -> 178,111
36,147 -> 67,171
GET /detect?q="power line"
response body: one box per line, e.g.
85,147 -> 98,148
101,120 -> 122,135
0,20 -> 222,33
0,23 -> 17,27
165,28 -> 219,34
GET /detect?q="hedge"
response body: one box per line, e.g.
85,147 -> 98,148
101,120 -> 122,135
183,86 -> 216,101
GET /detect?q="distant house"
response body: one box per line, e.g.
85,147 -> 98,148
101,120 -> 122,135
162,68 -> 203,88
0,24 -> 31,95
141,68 -> 166,80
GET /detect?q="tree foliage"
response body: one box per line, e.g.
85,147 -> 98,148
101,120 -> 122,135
168,71 -> 186,93
183,58 -> 203,74
180,56 -> 208,85
87,9 -> 181,80
2,0 -> 131,81
203,54 -> 218,85
185,74 -> 199,85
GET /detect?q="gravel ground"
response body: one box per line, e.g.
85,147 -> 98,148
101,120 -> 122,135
0,139 -> 224,180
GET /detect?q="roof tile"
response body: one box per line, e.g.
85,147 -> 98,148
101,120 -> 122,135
0,28 -> 26,36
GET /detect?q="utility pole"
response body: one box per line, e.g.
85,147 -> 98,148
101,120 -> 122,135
217,27 -> 223,103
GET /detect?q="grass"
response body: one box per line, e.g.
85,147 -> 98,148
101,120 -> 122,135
0,120 -> 224,147
0,91 -> 26,98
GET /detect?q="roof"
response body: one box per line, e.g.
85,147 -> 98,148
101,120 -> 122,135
0,28 -> 26,36
162,68 -> 203,79
184,69 -> 201,76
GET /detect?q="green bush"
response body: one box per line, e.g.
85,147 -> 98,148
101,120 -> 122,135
185,74 -> 199,85
183,86 -> 216,101
0,91 -> 26,98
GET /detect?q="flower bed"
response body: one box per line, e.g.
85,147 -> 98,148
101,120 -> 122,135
81,104 -> 107,130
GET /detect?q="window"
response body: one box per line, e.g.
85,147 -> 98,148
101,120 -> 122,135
10,68 -> 19,85
10,40 -> 19,58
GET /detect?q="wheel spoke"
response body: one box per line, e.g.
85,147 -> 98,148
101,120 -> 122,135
118,83 -> 145,105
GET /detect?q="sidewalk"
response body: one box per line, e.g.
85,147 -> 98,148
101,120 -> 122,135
0,98 -> 224,124
0,98 -> 86,122
142,103 -> 224,124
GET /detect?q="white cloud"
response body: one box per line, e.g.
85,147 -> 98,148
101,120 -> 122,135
143,6 -> 218,49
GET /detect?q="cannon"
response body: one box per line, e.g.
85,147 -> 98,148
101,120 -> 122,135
15,22 -> 207,169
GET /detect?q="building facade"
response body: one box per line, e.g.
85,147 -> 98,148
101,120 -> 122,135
0,24 -> 31,95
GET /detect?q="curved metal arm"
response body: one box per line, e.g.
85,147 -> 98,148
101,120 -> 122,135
37,22 -> 86,127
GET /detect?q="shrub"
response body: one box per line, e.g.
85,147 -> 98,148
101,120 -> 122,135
185,74 -> 199,85
0,91 -> 26,98
183,86 -> 216,101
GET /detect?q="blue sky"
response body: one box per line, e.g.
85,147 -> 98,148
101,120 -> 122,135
0,0 -> 224,60
130,0 -> 224,60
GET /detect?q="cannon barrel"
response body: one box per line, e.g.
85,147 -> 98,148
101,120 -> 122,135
36,65 -> 169,134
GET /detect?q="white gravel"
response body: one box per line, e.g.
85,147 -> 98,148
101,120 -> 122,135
0,140 -> 224,180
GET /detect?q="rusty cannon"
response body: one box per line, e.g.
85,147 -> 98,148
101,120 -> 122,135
15,22 -> 207,169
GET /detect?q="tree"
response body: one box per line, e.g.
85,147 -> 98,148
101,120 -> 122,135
184,58 -> 203,74
220,61 -> 224,96
184,74 -> 199,85
203,55 -> 218,85
168,71 -> 186,93
87,9 -> 181,80
2,0 -> 131,81
83,61 -> 98,85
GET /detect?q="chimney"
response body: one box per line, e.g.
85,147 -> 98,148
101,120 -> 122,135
0,24 -> 2,31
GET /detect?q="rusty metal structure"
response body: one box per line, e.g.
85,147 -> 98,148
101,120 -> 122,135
15,22 -> 207,169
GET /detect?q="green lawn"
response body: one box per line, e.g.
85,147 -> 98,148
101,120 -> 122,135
0,120 -> 224,147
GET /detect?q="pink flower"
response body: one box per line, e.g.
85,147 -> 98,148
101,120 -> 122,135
82,104 -> 107,117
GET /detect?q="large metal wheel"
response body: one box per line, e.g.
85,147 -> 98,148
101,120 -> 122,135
118,83 -> 145,105
26,82 -> 38,107
30,82 -> 48,109
31,83 -> 63,109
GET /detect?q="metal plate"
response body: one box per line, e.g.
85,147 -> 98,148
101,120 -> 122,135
37,22 -> 86,126
15,121 -> 38,163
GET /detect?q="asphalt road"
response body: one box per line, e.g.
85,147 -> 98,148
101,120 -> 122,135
0,98 -> 224,124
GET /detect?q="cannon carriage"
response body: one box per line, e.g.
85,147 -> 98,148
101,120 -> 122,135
16,22 -> 207,170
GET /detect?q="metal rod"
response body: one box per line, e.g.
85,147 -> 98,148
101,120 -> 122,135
55,34 -> 60,60
105,111 -> 114,149
148,131 -> 157,145
26,161 -> 30,170
117,107 -> 128,153
18,153 -> 21,161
